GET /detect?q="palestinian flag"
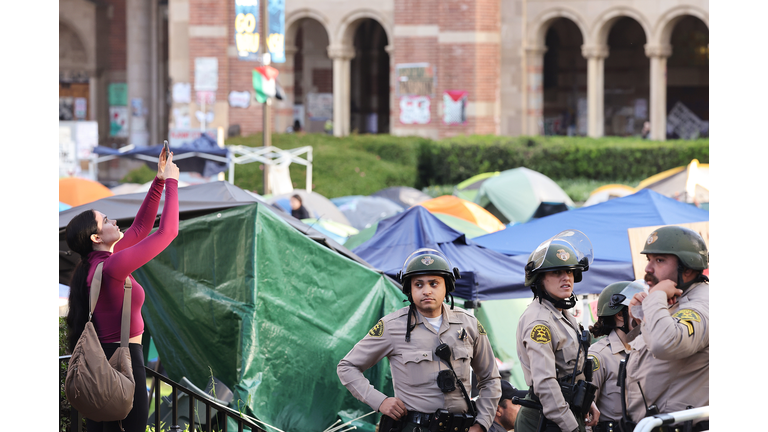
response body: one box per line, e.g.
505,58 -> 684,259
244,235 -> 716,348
253,66 -> 279,103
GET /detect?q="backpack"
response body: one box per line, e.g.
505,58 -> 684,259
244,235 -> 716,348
65,262 -> 135,422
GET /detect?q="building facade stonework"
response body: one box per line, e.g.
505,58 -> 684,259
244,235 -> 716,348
61,0 -> 708,151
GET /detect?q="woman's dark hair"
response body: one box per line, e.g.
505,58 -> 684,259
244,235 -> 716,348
291,194 -> 302,204
65,210 -> 98,353
589,315 -> 615,338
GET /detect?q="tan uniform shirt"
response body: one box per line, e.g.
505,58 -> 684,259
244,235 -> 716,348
625,282 -> 709,422
337,305 -> 502,431
588,330 -> 629,422
516,298 -> 586,432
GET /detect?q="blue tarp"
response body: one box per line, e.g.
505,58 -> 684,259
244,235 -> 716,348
352,206 -> 529,301
93,134 -> 229,177
472,190 -> 709,295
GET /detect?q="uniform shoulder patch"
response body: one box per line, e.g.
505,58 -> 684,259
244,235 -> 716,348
530,324 -> 552,344
478,320 -> 487,336
673,309 -> 701,337
368,320 -> 384,337
588,354 -> 600,372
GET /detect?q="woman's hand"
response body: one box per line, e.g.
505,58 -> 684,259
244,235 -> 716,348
158,152 -> 180,181
157,146 -> 169,178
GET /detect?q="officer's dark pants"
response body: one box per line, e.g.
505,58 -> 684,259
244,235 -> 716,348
514,404 -> 586,432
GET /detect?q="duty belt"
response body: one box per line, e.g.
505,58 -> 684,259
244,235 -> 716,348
593,419 -> 619,432
405,411 -> 432,426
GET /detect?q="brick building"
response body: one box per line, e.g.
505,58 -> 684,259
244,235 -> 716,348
60,0 -> 708,180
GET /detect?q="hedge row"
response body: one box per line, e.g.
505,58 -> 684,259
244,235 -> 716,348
415,135 -> 709,188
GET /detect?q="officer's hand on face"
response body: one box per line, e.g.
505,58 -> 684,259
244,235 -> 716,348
628,292 -> 648,322
585,401 -> 600,427
379,397 -> 407,420
649,279 -> 683,306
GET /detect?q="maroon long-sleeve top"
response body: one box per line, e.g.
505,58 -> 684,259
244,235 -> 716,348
86,177 -> 179,343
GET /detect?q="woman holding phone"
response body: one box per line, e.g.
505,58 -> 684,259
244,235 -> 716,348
65,150 -> 180,432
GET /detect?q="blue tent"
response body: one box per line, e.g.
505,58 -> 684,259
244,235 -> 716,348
352,206 -> 529,301
472,189 -> 709,295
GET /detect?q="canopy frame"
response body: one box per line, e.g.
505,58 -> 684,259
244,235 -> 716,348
89,144 -> 313,193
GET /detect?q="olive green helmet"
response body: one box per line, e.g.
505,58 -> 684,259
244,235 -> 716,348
596,282 -> 632,317
524,230 -> 593,287
397,248 -> 460,296
640,226 -> 708,271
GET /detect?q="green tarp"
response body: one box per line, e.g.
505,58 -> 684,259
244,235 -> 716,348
134,203 -> 406,431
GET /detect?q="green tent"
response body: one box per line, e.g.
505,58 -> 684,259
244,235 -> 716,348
474,167 -> 574,224
473,298 -> 532,390
453,172 -> 500,202
135,203 -> 406,432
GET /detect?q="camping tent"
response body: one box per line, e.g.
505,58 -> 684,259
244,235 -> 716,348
582,184 -> 636,207
472,189 -> 709,295
59,181 -> 384,285
371,186 -> 431,209
333,195 -> 405,231
636,159 -> 709,204
59,177 -> 115,207
268,189 -> 352,226
473,167 -> 574,224
418,195 -> 506,233
352,206 -> 528,303
343,212 -> 491,251
133,203 -> 405,432
453,172 -> 500,202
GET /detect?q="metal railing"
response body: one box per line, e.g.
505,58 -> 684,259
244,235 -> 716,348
60,355 -> 266,432
634,406 -> 709,432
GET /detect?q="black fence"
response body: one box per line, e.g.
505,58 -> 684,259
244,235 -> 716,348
59,355 -> 266,432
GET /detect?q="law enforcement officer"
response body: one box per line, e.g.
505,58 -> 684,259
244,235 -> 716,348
337,248 -> 502,432
489,380 -> 528,432
623,226 -> 709,431
515,230 -> 600,432
587,282 -> 637,432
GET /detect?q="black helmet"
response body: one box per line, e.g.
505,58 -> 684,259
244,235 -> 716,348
397,248 -> 460,296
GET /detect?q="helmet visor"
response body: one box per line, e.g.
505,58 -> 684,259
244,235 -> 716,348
617,280 -> 648,306
529,229 -> 594,273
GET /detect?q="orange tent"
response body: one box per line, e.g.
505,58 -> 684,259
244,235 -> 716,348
59,177 -> 115,207
419,195 -> 506,233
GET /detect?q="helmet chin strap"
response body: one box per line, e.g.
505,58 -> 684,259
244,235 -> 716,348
535,283 -> 577,309
676,264 -> 710,294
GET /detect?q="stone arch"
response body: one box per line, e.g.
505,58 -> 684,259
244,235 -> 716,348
59,19 -> 90,70
528,7 -> 590,49
652,5 -> 709,47
285,8 -> 333,48
590,6 -> 653,48
334,8 -> 393,50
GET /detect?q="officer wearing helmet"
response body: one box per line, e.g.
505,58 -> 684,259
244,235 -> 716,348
623,226 -> 709,431
587,281 -> 639,432
337,248 -> 501,432
515,230 -> 600,432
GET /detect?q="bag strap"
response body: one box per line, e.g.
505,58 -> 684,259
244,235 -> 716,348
90,262 -> 133,348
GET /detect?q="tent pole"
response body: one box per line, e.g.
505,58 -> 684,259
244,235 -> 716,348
261,0 -> 271,195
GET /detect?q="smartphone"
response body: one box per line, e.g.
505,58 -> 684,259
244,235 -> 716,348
163,140 -> 170,159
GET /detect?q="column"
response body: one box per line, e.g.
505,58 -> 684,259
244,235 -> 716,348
127,0 -> 152,146
582,44 -> 609,138
328,44 -> 355,137
385,44 -> 395,134
523,44 -> 547,135
277,44 -> 298,133
645,44 -> 672,141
